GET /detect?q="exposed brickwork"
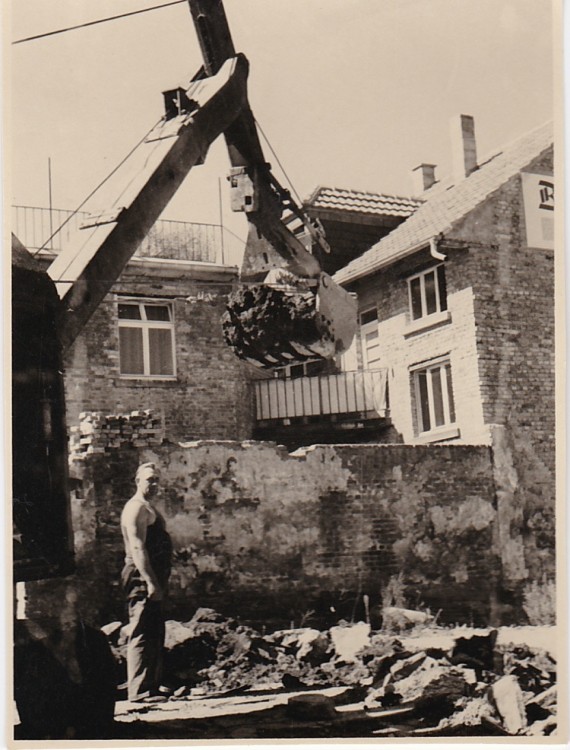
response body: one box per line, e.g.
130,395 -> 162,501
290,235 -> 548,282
32,440 -> 513,630
343,148 -> 555,580
62,267 -> 255,442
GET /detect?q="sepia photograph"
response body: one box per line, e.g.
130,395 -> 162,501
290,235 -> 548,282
6,0 -> 564,744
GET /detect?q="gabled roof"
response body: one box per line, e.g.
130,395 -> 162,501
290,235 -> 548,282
305,186 -> 420,218
334,121 -> 554,285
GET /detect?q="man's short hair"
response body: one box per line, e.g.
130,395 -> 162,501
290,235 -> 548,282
135,462 -> 158,483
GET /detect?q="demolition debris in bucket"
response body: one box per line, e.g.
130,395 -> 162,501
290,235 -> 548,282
222,283 -> 335,368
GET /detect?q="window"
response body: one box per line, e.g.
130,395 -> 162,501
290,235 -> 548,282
360,306 -> 381,369
276,360 -> 325,380
408,264 -> 447,321
412,358 -> 456,435
118,300 -> 175,377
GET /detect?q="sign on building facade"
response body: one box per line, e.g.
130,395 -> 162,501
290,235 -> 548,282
521,172 -> 554,250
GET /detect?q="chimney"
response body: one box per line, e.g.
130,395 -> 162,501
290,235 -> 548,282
411,163 -> 437,195
450,114 -> 478,182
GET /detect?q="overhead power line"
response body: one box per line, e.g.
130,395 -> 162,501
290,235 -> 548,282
13,0 -> 186,45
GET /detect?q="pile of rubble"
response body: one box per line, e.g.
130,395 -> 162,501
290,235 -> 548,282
102,607 -> 557,737
70,410 -> 164,457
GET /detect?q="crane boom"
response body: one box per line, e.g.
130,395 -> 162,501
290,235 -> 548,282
47,0 -> 357,365
49,55 -> 248,353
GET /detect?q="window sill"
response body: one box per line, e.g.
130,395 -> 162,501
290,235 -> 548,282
405,310 -> 451,338
115,376 -> 179,387
414,426 -> 460,444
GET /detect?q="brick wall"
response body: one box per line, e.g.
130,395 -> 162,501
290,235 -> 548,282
352,250 -> 488,445
62,266 -> 255,442
22,438 -> 551,630
343,150 -> 555,584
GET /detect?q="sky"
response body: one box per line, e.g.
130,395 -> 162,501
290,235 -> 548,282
8,0 -> 556,266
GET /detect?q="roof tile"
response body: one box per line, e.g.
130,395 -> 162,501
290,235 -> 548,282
333,121 -> 553,285
306,186 -> 421,218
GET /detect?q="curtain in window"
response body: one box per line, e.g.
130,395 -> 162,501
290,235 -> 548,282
119,328 -> 144,374
149,328 -> 173,375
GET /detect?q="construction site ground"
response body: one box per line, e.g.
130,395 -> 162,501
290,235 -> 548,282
110,623 -> 559,740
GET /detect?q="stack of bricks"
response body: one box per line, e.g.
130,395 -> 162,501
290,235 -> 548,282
70,409 -> 164,457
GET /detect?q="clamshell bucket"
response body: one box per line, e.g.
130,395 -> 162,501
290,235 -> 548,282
222,273 -> 357,369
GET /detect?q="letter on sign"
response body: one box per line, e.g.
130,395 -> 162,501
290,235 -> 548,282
522,173 -> 555,249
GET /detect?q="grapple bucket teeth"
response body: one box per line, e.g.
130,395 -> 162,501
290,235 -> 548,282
222,274 -> 357,369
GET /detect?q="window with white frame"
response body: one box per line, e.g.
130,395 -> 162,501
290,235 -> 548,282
360,306 -> 381,369
407,264 -> 447,321
412,357 -> 456,435
118,300 -> 175,377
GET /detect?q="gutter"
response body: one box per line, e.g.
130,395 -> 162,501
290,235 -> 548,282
334,230 -> 451,286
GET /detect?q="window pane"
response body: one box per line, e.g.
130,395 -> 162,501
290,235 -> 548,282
360,308 -> 378,325
145,305 -> 171,322
119,327 -> 144,373
431,366 -> 445,426
118,304 -> 141,320
446,363 -> 456,423
417,371 -> 431,432
410,277 -> 422,319
365,330 -> 379,343
437,265 -> 448,312
148,328 -> 174,375
424,271 -> 437,315
305,360 -> 324,377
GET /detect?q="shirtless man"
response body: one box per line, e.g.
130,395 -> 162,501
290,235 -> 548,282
120,462 -> 172,702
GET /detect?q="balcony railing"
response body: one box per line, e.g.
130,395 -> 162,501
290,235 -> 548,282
11,206 -> 223,264
254,368 -> 388,423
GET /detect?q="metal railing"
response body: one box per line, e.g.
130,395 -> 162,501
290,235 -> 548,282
254,368 -> 388,422
11,206 -> 223,264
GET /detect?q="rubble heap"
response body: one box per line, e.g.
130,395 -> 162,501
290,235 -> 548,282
70,409 -> 164,457
103,607 -> 558,737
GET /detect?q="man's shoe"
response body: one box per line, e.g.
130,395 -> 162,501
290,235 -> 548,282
129,693 -> 168,704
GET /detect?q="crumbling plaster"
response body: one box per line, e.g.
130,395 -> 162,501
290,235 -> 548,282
24,434 -> 549,630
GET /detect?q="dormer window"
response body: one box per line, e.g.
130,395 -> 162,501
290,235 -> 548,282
407,264 -> 447,321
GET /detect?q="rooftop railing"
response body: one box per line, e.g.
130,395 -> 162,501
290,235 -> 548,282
11,205 -> 223,264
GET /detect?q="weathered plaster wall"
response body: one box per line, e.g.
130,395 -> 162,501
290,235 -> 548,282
25,439 -> 541,630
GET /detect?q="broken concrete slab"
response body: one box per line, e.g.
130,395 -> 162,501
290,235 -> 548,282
272,627 -> 331,664
382,607 -> 434,632
329,621 -> 370,662
387,651 -> 429,682
491,675 -> 527,735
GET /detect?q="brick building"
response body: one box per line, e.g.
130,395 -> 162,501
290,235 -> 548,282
328,116 -> 556,587
13,209 -> 255,442
333,117 -> 554,456
15,118 -> 557,627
